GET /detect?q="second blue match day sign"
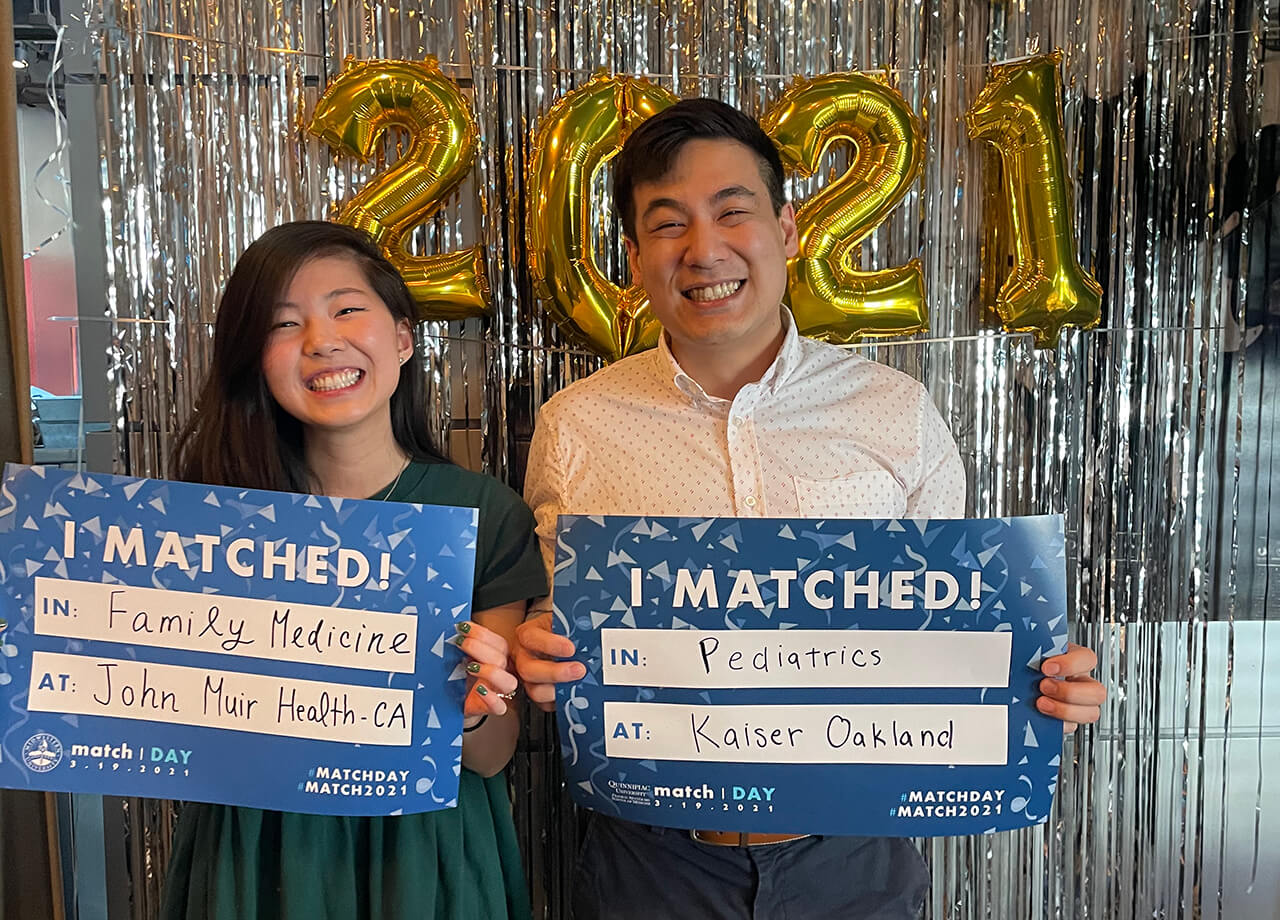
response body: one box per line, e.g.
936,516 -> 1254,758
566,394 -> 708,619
554,515 -> 1068,837
0,464 -> 478,816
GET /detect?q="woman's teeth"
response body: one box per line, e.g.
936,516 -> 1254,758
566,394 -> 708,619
309,369 -> 362,391
686,280 -> 743,302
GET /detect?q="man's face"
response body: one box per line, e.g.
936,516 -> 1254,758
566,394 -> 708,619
625,138 -> 798,359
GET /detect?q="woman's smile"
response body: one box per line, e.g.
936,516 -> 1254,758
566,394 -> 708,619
305,367 -> 366,393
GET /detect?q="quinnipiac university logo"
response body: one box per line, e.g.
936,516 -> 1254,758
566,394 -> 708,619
22,733 -> 63,773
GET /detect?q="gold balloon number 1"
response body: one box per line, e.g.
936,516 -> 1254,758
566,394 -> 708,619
307,53 -> 1100,353
966,52 -> 1102,347
308,57 -> 490,321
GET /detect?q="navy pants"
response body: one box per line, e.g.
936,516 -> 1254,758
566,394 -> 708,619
572,815 -> 930,920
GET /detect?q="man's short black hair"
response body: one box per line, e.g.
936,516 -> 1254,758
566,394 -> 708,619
612,97 -> 787,240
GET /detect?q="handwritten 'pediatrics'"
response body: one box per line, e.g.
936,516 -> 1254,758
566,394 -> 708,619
591,564 -> 1013,768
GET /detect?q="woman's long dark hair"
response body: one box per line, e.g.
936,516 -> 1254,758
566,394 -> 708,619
172,221 -> 448,491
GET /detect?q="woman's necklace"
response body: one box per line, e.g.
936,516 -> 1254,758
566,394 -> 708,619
378,456 -> 412,501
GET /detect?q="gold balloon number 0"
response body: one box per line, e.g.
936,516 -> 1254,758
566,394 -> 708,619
525,74 -> 677,361
308,53 -> 1099,351
308,57 -> 490,321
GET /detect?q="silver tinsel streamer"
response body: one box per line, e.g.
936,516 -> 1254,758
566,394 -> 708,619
73,0 -> 1275,917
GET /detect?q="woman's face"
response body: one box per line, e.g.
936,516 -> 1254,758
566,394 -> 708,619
261,253 -> 412,443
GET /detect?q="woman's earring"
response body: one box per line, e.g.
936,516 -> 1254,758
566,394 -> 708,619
399,353 -> 409,366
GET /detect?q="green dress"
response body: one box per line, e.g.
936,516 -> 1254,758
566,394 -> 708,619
160,462 -> 549,920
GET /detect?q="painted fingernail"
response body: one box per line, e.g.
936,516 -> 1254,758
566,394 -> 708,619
452,634 -> 466,646
466,662 -> 481,674
456,622 -> 472,634
476,684 -> 488,697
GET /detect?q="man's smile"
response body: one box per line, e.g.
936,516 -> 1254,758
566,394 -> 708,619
683,280 -> 746,303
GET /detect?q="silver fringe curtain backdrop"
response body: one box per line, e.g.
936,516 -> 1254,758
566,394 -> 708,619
75,0 -> 1276,917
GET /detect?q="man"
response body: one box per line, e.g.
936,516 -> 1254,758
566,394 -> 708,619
516,98 -> 1106,919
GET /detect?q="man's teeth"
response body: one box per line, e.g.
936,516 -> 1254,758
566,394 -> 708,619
686,281 -> 742,302
310,370 -> 361,391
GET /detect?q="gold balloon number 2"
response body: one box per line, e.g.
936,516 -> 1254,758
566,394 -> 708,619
761,72 -> 927,343
308,53 -> 1100,352
308,57 -> 490,321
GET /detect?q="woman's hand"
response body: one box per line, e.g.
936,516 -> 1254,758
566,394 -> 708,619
453,620 -> 520,725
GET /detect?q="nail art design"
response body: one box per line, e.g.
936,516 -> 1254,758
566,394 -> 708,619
466,662 -> 481,674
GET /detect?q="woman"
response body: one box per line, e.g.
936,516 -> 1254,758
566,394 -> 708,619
161,221 -> 546,920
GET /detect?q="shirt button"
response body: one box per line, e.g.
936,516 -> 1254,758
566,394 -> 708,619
744,496 -> 758,508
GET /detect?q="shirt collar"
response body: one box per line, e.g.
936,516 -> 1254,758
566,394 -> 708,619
654,309 -> 803,406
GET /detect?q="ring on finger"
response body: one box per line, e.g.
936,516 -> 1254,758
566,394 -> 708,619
496,690 -> 518,700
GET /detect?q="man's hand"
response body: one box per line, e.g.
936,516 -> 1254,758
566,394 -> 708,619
1036,642 -> 1107,733
514,612 -> 587,712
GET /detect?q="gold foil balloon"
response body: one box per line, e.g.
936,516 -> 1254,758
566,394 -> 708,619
965,52 -> 1102,348
761,72 -> 927,342
526,73 -> 677,361
308,57 -> 490,321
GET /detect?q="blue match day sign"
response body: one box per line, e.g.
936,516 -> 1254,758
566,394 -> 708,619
0,464 -> 478,816
554,515 -> 1069,837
